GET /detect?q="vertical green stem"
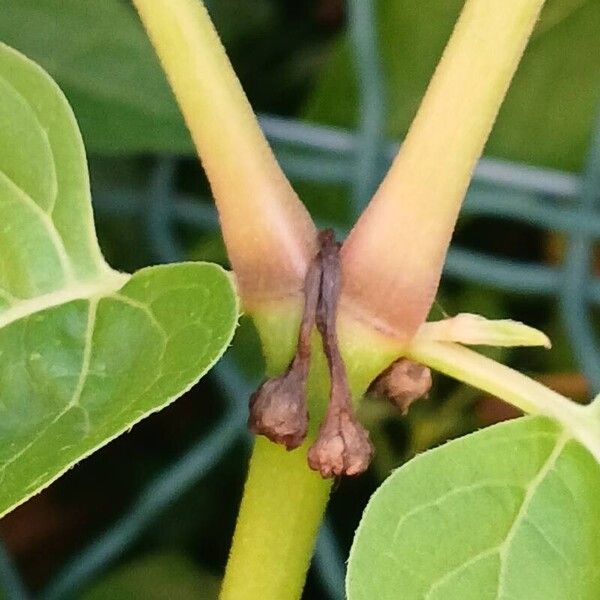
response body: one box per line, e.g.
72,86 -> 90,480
219,317 -> 400,600
220,438 -> 331,600
220,336 -> 334,600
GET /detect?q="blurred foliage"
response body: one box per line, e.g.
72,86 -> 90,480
305,0 -> 600,172
81,553 -> 220,600
0,0 -> 336,154
0,0 -> 190,153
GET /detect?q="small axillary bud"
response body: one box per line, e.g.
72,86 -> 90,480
307,230 -> 374,478
369,358 -> 432,415
248,248 -> 322,449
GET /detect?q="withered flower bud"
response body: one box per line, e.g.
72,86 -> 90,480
307,404 -> 373,477
247,246 -> 322,450
248,367 -> 309,449
307,230 -> 374,478
369,358 -> 432,414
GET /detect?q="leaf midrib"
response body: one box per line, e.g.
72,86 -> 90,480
0,272 -> 129,330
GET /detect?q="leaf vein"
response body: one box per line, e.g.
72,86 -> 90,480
0,300 -> 98,481
391,480 -> 525,544
496,435 -> 569,598
0,171 -> 72,281
424,546 -> 499,599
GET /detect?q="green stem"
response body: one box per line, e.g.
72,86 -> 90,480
407,340 -> 600,462
220,438 -> 331,600
221,314 -> 399,600
132,0 -> 316,309
340,0 -> 547,340
220,340 -> 333,600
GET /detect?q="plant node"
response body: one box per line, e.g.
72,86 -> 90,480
249,229 -> 374,474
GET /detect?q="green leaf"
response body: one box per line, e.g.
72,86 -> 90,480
0,0 -> 192,154
305,0 -> 600,172
347,416 -> 600,600
81,552 -> 220,600
0,43 -> 239,517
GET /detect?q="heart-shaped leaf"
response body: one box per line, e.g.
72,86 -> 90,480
348,416 -> 600,599
0,43 -> 239,518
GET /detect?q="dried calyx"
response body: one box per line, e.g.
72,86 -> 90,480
369,358 -> 432,414
307,230 -> 374,477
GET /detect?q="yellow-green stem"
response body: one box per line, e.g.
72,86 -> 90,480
220,438 -> 331,600
132,0 -> 316,307
407,340 -> 600,463
221,327 -> 335,600
341,0 -> 547,340
220,313 -> 400,600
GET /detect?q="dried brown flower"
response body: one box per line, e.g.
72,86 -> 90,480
307,230 -> 374,477
248,367 -> 309,449
307,403 -> 373,477
370,358 -> 432,414
247,244 -> 322,449
248,229 -> 375,475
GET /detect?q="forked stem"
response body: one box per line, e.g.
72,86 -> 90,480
133,0 -> 552,598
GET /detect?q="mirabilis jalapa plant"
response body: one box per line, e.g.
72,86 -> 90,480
132,0 -> 600,599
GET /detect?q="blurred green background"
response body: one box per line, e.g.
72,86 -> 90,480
0,1 -> 599,598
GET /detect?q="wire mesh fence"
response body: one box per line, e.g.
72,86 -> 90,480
2,0 -> 600,598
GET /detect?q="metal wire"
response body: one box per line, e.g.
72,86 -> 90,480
259,116 -> 582,198
314,520 -> 346,600
560,109 -> 600,393
347,0 -> 387,211
2,0 -> 600,598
